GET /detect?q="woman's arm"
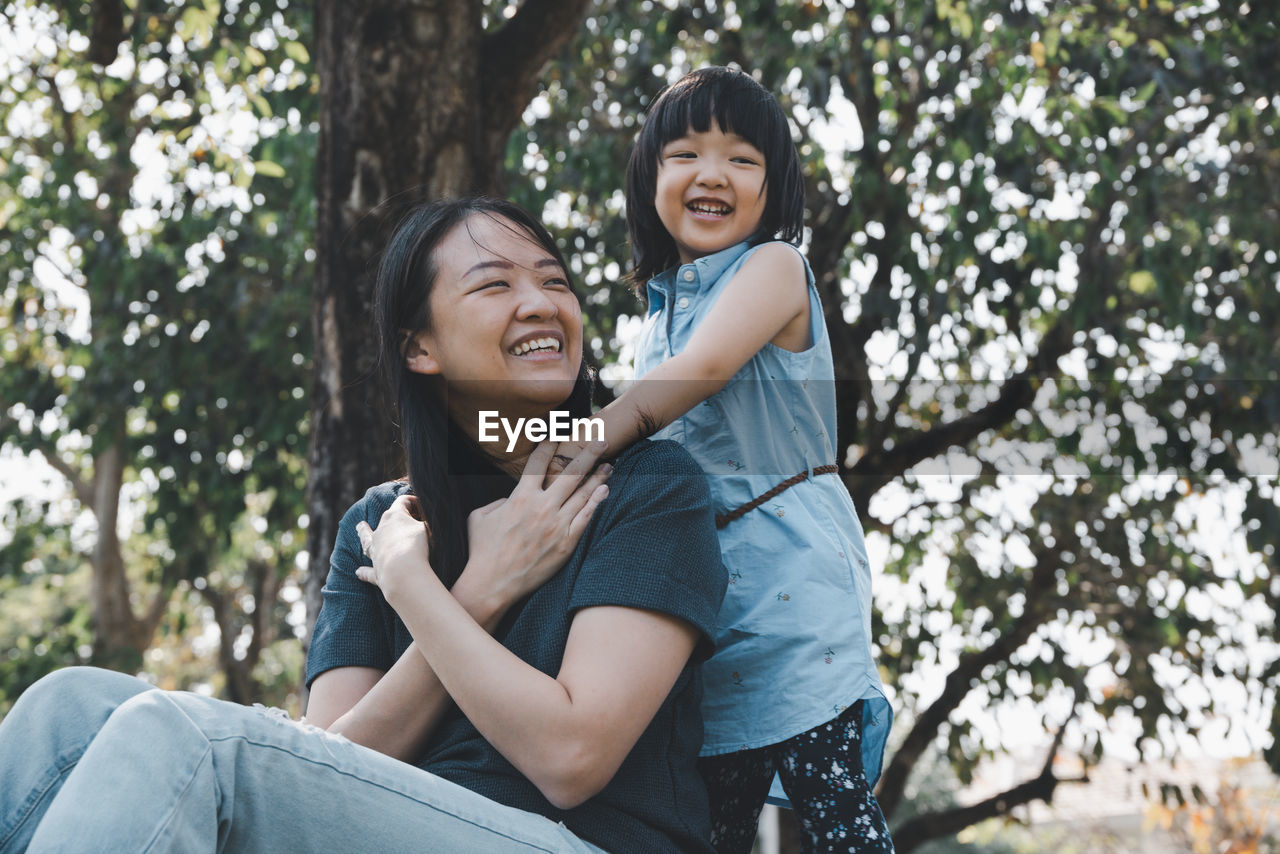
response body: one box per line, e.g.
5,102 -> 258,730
305,443 -> 611,762
365,500 -> 699,809
590,242 -> 810,454
303,569 -> 508,761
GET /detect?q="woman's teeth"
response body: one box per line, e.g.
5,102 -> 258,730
509,337 -> 561,356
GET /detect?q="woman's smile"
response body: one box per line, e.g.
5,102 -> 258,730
405,213 -> 584,418
506,331 -> 565,359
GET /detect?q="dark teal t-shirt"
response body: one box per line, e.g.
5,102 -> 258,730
307,440 -> 727,854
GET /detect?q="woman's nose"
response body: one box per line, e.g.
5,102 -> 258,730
515,281 -> 558,319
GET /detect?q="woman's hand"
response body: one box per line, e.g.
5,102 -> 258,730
355,441 -> 610,612
462,440 -> 611,607
355,495 -> 432,605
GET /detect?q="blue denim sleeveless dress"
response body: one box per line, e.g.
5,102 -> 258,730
635,241 -> 891,789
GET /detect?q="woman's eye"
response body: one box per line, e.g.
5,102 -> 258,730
477,280 -> 509,291
544,277 -> 570,289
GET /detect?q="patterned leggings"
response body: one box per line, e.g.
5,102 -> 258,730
698,702 -> 894,854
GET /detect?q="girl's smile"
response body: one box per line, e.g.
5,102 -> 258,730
655,121 -> 768,264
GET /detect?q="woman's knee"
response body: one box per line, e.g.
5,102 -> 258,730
11,666 -> 153,722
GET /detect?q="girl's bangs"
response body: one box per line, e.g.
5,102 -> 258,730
653,79 -> 776,155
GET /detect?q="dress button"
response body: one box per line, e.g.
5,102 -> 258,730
682,269 -> 695,282
677,297 -> 690,309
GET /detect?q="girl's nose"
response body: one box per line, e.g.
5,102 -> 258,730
696,159 -> 727,188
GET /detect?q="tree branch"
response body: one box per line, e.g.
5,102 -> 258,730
1,414 -> 97,510
878,545 -> 1060,818
478,0 -> 592,172
890,688 -> 1086,852
844,313 -> 1070,512
245,558 -> 280,669
142,584 -> 171,640
88,0 -> 126,67
198,583 -> 256,704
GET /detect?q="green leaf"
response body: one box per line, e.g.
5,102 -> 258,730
283,41 -> 310,66
253,159 -> 285,178
1129,270 -> 1156,294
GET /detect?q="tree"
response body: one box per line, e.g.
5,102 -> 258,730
0,0 -> 313,704
304,0 -> 593,637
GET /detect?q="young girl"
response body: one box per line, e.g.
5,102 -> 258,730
584,66 -> 895,853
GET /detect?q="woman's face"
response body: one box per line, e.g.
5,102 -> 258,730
405,214 -> 584,424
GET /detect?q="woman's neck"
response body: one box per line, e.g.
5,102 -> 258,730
450,406 -> 543,479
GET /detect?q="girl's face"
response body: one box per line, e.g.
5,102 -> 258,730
405,214 -> 584,425
654,120 -> 768,264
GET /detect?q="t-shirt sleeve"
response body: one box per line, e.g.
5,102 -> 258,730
305,486 -> 400,687
567,441 -> 727,658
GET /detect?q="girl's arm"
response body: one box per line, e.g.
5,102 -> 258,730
361,495 -> 701,810
594,242 -> 810,455
305,442 -> 611,762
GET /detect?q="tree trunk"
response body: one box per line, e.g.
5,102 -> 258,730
88,436 -> 168,670
305,0 -> 591,652
89,438 -> 140,667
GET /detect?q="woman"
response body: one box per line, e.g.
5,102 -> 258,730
0,198 -> 726,853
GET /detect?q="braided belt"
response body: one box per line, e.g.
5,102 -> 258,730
714,464 -> 839,529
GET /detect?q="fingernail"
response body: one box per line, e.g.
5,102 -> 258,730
592,440 -> 608,451
594,484 -> 609,500
599,463 -> 613,476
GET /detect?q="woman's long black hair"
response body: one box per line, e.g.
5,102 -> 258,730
373,197 -> 595,587
625,66 -> 806,296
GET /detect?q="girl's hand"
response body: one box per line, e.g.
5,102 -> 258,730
545,439 -> 589,475
355,495 -> 432,605
463,440 -> 611,606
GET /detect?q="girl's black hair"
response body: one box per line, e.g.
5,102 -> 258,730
373,197 -> 595,587
625,66 -> 806,292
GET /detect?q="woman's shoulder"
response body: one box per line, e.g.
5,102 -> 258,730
610,438 -> 704,481
340,479 -> 412,524
597,440 -> 712,515
595,441 -> 719,544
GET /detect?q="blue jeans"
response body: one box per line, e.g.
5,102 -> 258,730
0,667 -> 606,853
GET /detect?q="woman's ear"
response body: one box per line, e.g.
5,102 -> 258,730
403,330 -> 440,375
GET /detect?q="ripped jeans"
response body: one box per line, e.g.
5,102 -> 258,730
0,667 -> 603,853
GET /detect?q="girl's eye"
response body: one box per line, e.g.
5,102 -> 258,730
666,151 -> 696,159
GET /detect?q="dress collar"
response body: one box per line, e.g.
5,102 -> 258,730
645,241 -> 753,314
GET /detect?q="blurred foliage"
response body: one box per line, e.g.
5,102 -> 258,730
1147,762 -> 1280,854
0,0 -> 314,709
1,0 -> 1278,848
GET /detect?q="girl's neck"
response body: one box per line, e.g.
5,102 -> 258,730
677,240 -> 739,266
